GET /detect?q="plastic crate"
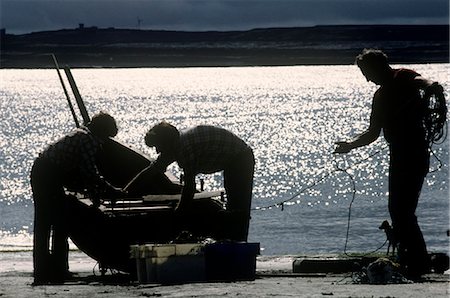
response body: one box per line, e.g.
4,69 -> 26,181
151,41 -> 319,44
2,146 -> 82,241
130,242 -> 260,283
130,243 -> 205,284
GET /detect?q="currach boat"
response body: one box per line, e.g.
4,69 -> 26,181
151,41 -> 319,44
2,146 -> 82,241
64,131 -> 246,274
51,59 -> 246,274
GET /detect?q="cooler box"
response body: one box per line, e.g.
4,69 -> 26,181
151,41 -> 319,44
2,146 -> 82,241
130,243 -> 206,284
130,242 -> 260,283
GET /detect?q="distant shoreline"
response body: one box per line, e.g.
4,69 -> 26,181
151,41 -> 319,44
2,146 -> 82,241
1,24 -> 448,69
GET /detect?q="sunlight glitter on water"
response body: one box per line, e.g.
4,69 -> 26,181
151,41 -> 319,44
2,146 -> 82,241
1,65 -> 447,206
0,65 -> 448,254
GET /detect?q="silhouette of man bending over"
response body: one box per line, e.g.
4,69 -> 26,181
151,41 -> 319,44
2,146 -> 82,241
31,112 -> 125,284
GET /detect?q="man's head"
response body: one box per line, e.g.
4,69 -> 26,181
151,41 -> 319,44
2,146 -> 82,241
356,49 -> 392,85
88,112 -> 118,139
145,121 -> 180,154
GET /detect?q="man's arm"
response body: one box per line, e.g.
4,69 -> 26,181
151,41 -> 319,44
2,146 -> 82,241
123,154 -> 172,192
177,171 -> 196,211
335,95 -> 382,154
335,127 -> 381,153
77,133 -> 126,205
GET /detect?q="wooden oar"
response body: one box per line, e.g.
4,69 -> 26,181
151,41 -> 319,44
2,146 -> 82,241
51,54 -> 80,127
64,66 -> 91,125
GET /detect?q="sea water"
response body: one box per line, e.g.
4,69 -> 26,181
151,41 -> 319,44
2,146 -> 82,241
0,65 -> 448,259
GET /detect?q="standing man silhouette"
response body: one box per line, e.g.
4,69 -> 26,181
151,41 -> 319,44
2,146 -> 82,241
335,49 -> 446,279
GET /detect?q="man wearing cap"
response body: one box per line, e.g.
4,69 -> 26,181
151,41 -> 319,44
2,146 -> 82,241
128,121 -> 255,241
30,112 -> 125,284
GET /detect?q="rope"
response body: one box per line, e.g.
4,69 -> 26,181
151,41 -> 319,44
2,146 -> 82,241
252,145 -> 388,211
423,92 -> 448,146
336,163 -> 357,255
253,168 -> 333,211
252,141 -> 445,255
336,148 -> 389,256
429,147 -> 444,174
253,90 -> 447,211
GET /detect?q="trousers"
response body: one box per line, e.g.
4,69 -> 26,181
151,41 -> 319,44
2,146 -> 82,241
388,143 -> 430,275
223,148 -> 255,241
30,157 -> 69,282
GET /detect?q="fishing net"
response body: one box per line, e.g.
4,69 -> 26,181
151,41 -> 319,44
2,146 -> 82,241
423,87 -> 447,145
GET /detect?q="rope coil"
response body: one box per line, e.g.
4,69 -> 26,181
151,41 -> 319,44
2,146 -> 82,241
423,92 -> 448,145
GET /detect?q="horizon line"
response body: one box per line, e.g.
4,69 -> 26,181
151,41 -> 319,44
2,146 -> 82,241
3,23 -> 449,36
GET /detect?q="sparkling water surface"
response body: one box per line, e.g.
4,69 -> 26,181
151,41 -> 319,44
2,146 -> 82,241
0,65 -> 448,256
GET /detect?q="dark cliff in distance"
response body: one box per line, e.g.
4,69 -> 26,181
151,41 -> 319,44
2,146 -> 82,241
0,25 -> 448,68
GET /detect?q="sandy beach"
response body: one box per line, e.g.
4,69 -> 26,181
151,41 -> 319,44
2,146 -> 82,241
1,251 -> 449,298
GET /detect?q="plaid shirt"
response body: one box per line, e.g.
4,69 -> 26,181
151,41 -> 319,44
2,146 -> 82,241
153,125 -> 251,175
178,125 -> 250,174
40,127 -> 104,186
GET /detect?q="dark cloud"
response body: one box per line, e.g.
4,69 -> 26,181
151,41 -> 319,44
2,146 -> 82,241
1,0 -> 449,34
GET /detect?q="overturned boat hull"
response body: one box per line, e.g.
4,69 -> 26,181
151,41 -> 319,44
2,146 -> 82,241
64,138 -> 247,273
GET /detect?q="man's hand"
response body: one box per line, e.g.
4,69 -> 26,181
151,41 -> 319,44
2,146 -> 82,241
102,186 -> 128,207
106,186 -> 128,199
334,141 -> 353,154
91,196 -> 101,208
175,200 -> 191,213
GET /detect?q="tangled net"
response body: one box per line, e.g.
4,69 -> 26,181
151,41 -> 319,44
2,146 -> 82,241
423,90 -> 448,145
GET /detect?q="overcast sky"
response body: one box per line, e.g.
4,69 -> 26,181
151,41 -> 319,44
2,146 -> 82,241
1,0 -> 449,34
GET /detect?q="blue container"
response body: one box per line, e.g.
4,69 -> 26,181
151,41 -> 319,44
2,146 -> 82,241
205,242 -> 260,281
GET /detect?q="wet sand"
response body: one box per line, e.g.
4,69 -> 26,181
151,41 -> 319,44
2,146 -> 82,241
1,251 -> 448,297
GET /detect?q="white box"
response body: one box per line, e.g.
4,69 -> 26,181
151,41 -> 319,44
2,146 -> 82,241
131,243 -> 206,284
